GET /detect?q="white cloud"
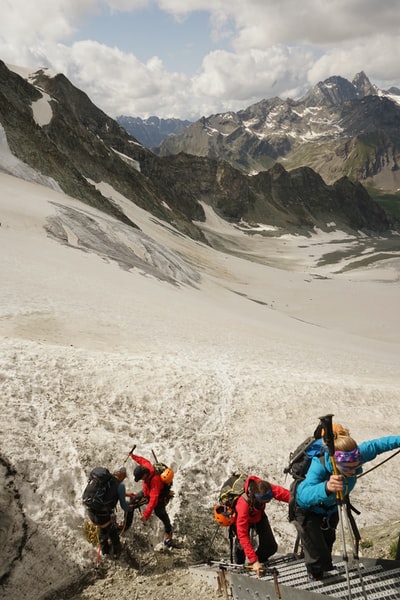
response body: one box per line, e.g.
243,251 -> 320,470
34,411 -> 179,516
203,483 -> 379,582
63,41 -> 191,117
210,0 -> 400,49
1,0 -> 400,119
193,46 -> 314,103
309,34 -> 400,87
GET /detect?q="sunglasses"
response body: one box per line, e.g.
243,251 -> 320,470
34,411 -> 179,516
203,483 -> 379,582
254,490 -> 273,502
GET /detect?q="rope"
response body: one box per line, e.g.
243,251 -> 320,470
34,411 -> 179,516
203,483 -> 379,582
83,519 -> 100,546
357,449 -> 400,479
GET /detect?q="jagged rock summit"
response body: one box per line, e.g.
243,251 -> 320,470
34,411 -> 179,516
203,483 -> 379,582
157,72 -> 400,192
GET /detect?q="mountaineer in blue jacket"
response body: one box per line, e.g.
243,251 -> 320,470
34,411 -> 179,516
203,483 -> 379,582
293,432 -> 400,582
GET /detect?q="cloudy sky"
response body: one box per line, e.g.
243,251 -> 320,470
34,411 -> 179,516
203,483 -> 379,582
2,0 -> 400,120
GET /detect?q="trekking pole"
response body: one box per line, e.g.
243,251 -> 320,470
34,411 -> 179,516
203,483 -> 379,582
229,525 -> 235,564
322,418 -> 368,600
205,523 -> 221,560
342,500 -> 368,600
293,532 -> 301,557
319,414 -> 353,600
151,449 -> 158,463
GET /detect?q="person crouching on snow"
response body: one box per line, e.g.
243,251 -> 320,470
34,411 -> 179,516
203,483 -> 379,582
234,476 -> 290,577
129,453 -> 173,546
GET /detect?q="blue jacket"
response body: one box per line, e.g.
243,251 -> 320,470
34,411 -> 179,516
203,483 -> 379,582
117,481 -> 131,512
296,436 -> 400,515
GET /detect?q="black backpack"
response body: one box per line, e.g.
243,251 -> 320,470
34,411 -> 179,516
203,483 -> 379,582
284,423 -> 325,521
82,467 -> 120,513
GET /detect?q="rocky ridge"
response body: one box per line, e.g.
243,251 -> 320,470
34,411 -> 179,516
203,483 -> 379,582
116,115 -> 193,148
0,61 -> 398,241
156,72 -> 400,192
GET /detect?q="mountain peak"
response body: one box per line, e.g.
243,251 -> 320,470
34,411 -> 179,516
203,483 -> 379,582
352,71 -> 378,97
301,72 -> 380,108
302,75 -> 358,107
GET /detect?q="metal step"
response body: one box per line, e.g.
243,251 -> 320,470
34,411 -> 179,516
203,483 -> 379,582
189,554 -> 400,599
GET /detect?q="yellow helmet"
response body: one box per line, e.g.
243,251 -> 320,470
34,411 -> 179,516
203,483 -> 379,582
213,503 -> 236,527
161,467 -> 174,485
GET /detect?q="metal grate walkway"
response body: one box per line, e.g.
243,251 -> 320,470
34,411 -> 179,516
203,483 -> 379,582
190,554 -> 400,600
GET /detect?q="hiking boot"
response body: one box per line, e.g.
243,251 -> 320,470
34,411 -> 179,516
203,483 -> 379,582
307,572 -> 322,583
112,543 -> 123,559
323,568 -> 335,577
100,542 -> 110,556
163,533 -> 173,547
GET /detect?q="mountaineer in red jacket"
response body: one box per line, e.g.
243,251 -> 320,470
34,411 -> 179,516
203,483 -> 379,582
234,475 -> 290,576
130,453 -> 173,546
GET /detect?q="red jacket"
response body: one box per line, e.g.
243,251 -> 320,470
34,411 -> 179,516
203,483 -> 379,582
235,475 -> 290,564
131,454 -> 164,520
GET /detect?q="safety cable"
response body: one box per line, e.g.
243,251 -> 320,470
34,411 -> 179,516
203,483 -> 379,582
357,449 -> 400,479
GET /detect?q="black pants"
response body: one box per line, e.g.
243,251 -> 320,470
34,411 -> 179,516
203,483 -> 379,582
87,510 -> 121,556
293,506 -> 339,578
154,500 -> 172,534
98,521 -> 121,555
234,514 -> 277,564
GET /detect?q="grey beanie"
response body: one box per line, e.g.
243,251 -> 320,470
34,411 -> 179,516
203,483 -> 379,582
115,466 -> 127,476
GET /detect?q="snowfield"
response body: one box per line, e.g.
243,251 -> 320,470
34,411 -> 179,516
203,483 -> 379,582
0,138 -> 400,599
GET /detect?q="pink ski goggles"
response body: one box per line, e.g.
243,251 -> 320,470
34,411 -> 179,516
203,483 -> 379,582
334,448 -> 361,466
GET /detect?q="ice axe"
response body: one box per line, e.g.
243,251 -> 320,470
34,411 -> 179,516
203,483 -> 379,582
124,444 -> 136,464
